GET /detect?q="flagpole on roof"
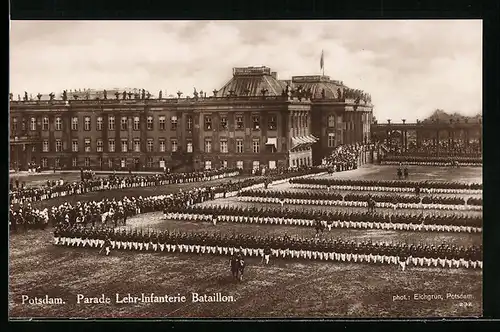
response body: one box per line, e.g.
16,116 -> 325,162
320,50 -> 325,76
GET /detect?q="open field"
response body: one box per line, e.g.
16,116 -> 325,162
9,230 -> 482,318
9,165 -> 483,318
315,164 -> 482,184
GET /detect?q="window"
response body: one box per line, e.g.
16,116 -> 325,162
84,157 -> 90,167
42,117 -> 49,130
121,140 -> 128,152
147,116 -> 153,130
97,117 -> 103,131
134,139 -> 141,152
22,119 -> 26,131
159,157 -> 165,169
159,139 -> 166,152
171,116 -> 178,130
328,115 -> 335,128
71,117 -> 78,131
83,116 -> 91,131
171,139 -> 178,152
41,158 -> 48,168
147,139 -> 153,152
121,117 -> 128,131
253,161 -> 260,170
220,116 -> 228,130
108,116 -> 115,131
159,116 -> 166,130
108,139 -> 115,152
252,139 -> 260,153
220,139 -> 228,153
187,141 -> 193,153
121,158 -> 126,168
236,116 -> 244,130
55,117 -> 62,131
133,117 -> 140,130
29,117 -> 36,131
268,114 -> 277,130
42,140 -> 49,152
236,160 -> 243,169
72,140 -> 79,152
328,133 -> 335,147
204,138 -> 212,153
55,139 -> 62,152
147,157 -> 153,168
98,157 -> 103,167
12,118 -> 18,131
205,160 -> 212,170
204,115 -> 212,131
222,160 -> 228,168
187,115 -> 193,130
108,158 -> 114,169
55,158 -> 60,168
72,157 -> 78,167
97,139 -> 103,152
252,115 -> 260,130
236,139 -> 244,153
85,138 -> 91,152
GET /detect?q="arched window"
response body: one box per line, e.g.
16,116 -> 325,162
328,115 -> 335,128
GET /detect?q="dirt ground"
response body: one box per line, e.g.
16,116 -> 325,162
9,230 -> 482,318
8,165 -> 483,318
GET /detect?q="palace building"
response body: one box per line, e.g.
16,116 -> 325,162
9,66 -> 373,172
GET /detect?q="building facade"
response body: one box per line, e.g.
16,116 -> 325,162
9,66 -> 373,172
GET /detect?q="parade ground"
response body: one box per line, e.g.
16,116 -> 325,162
9,165 -> 483,318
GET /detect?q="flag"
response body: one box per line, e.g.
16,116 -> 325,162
320,50 -> 324,70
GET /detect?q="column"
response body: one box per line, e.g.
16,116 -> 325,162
400,130 -> 404,152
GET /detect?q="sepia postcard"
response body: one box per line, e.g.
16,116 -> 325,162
8,20 -> 482,319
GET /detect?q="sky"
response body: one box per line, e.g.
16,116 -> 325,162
10,20 -> 482,122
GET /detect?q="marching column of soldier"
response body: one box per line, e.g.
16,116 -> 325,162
290,177 -> 483,191
164,204 -> 482,232
53,225 -> 482,270
9,168 -> 242,205
237,189 -> 482,208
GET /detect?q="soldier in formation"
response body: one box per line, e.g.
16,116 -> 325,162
54,225 -> 482,270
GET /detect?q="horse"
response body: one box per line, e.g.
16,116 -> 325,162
101,211 -> 114,226
230,256 -> 245,282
